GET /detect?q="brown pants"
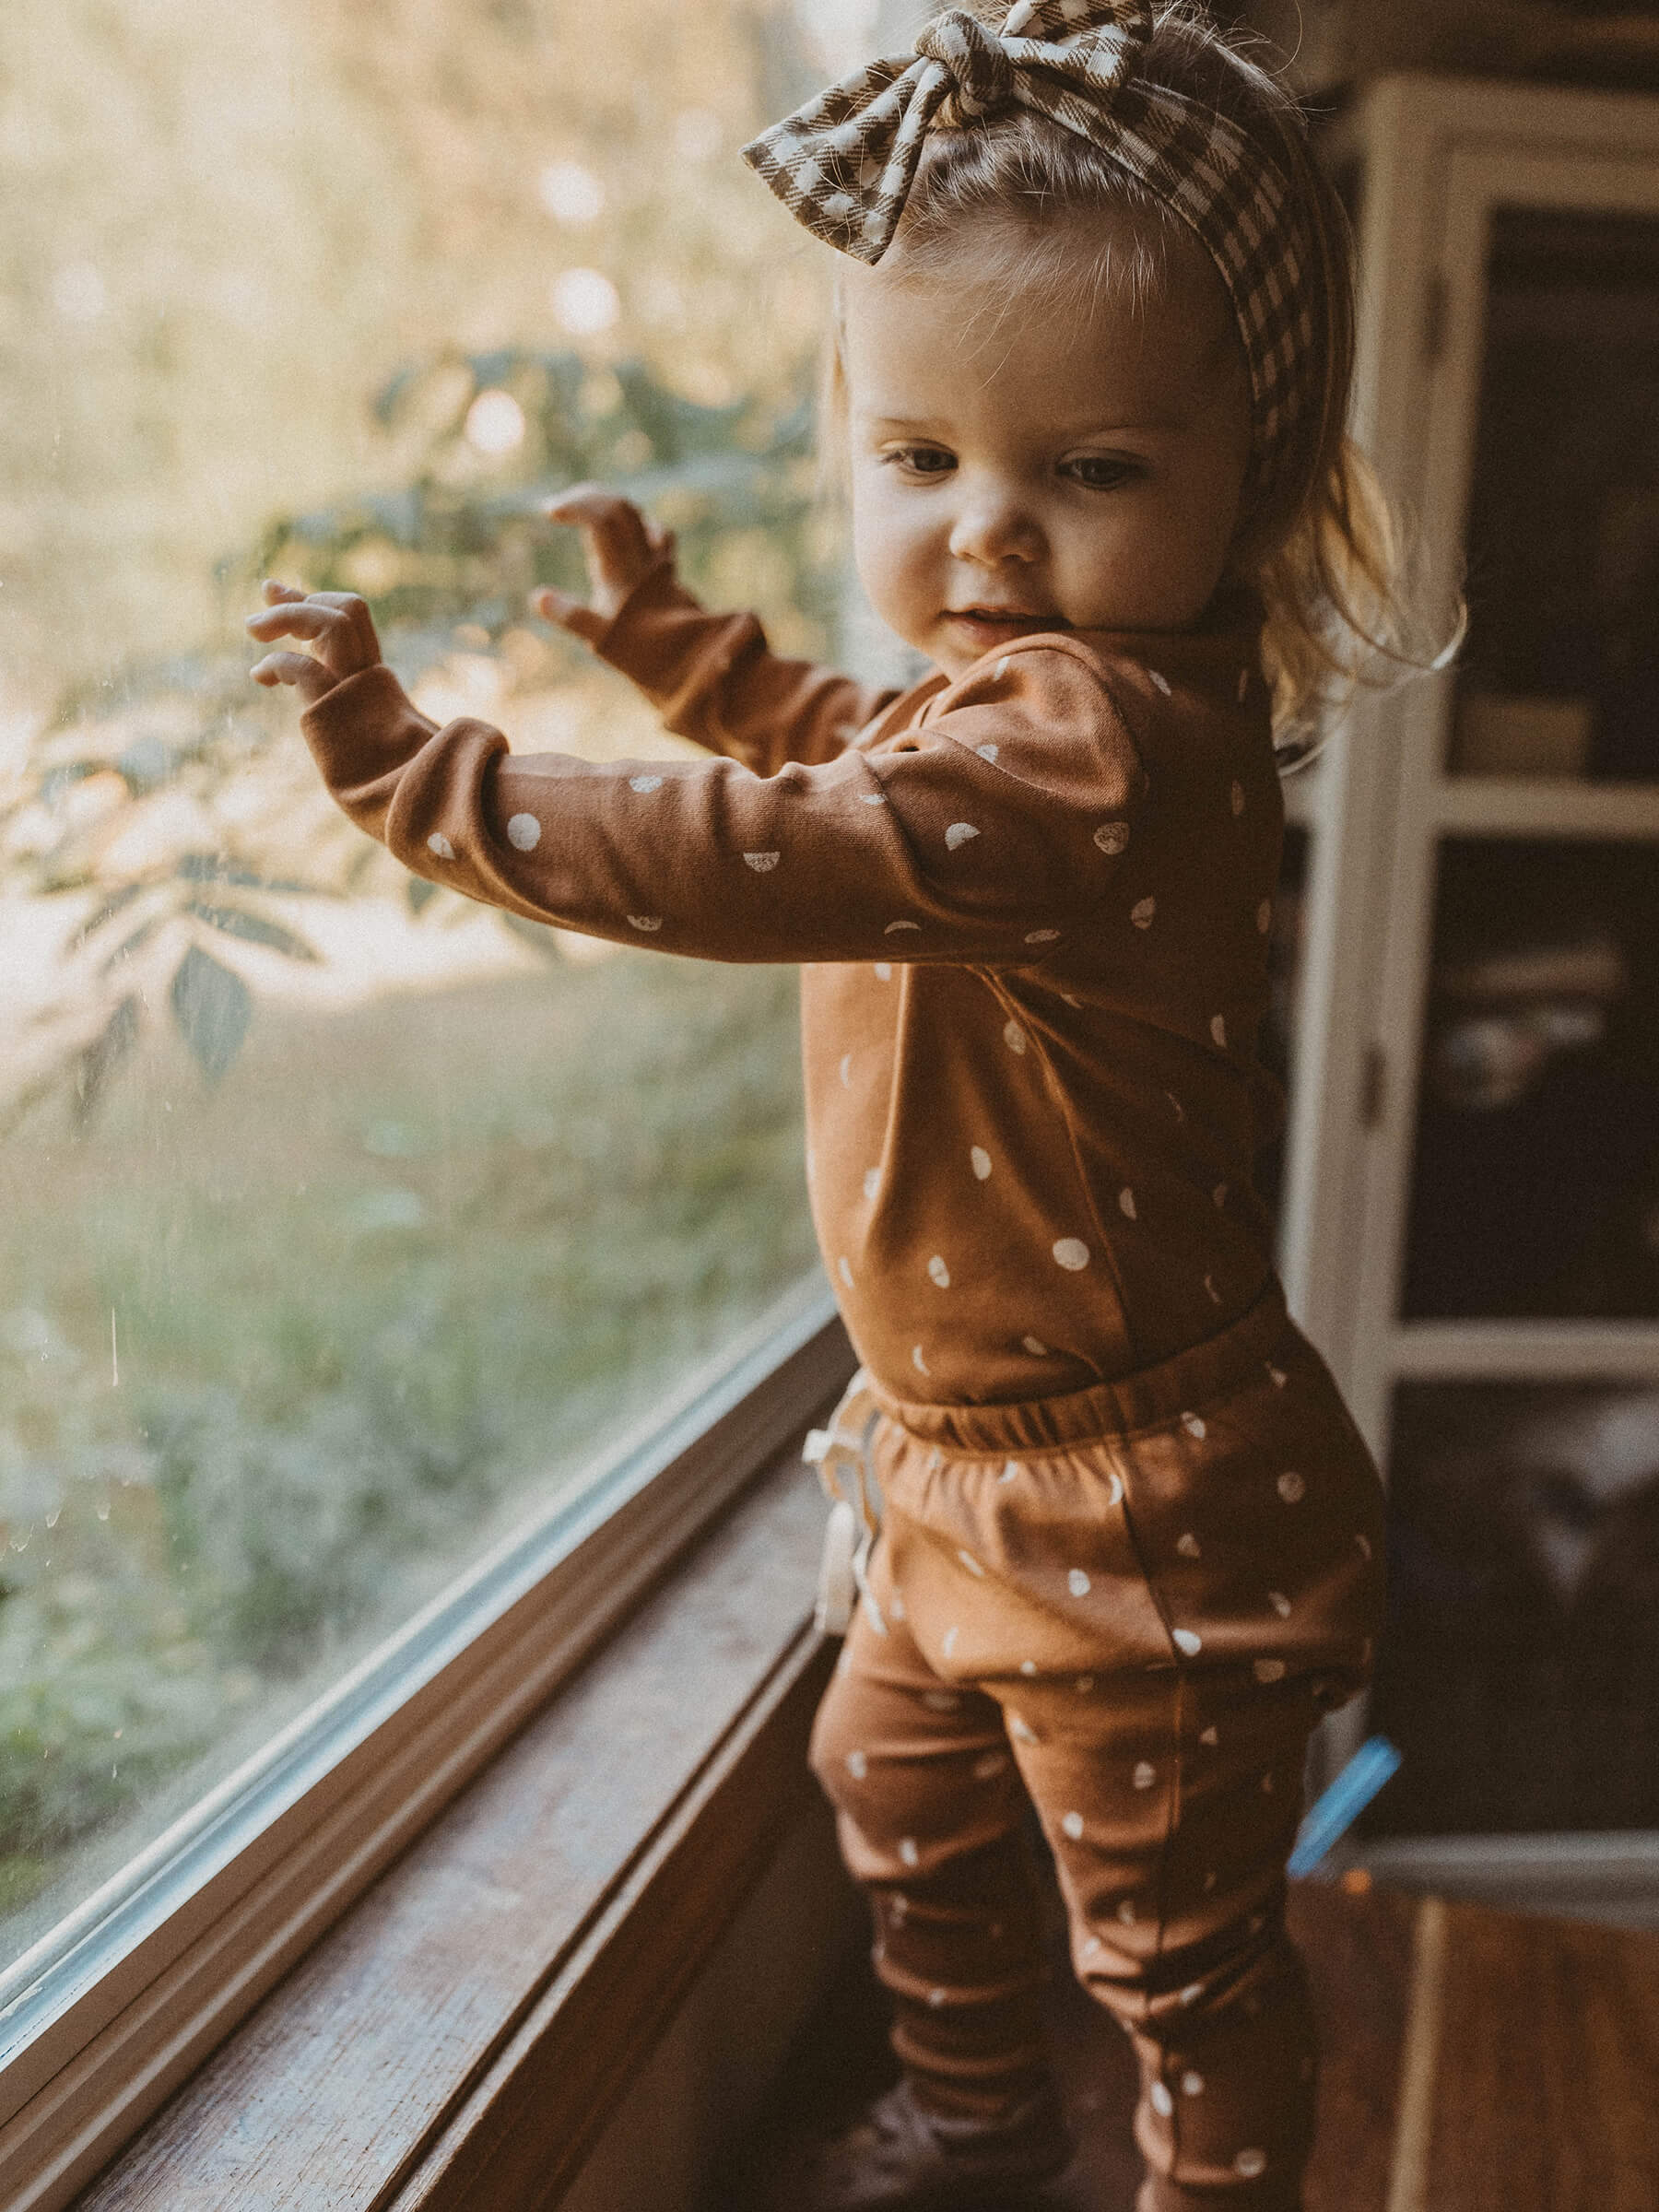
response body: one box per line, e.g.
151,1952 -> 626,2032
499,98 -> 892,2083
810,1285 -> 1385,2212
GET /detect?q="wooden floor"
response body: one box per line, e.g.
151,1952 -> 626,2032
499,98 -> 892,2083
719,1877 -> 1659,2212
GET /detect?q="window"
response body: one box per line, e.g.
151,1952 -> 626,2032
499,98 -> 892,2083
0,0 -> 860,2185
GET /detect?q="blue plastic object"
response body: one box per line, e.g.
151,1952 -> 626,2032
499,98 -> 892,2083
1287,1735 -> 1402,1877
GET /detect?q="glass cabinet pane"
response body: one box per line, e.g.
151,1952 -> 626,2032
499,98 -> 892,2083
1451,207 -> 1659,782
1363,1382 -> 1659,1840
1403,838 -> 1659,1319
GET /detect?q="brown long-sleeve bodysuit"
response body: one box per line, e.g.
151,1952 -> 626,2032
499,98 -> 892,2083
300,563 -> 1385,2212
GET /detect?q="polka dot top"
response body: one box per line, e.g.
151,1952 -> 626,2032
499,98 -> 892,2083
300,560 -> 1286,1406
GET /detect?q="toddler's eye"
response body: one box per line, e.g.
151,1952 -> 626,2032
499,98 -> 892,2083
1063,455 -> 1140,491
883,445 -> 955,478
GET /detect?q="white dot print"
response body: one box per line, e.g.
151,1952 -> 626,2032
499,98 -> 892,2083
899,1838 -> 920,1868
945,822 -> 981,851
1237,666 -> 1250,703
957,1547 -> 985,1577
942,1626 -> 959,1657
1258,899 -> 1273,935
1068,1569 -> 1092,1597
1231,780 -> 1246,817
973,1750 -> 1007,1781
928,1254 -> 952,1288
977,741 -> 1000,764
1234,2152 -> 1268,2180
1205,1274 -> 1222,1304
912,1345 -> 930,1376
1182,1977 -> 1206,2003
864,1169 -> 881,1202
1177,1533 -> 1201,1559
1150,2081 -> 1174,2117
1022,1335 -> 1048,1357
1266,1363 -> 1288,1388
1117,1899 -> 1137,1927
1104,1472 -> 1124,1507
1166,1090 -> 1185,1123
1119,1187 -> 1137,1219
1199,1725 -> 1219,1747
924,1690 -> 959,1713
1181,1412 -> 1206,1440
839,1256 -> 854,1288
1132,897 -> 1157,930
1133,1761 -> 1157,1790
971,1147 -> 993,1181
1182,2072 -> 1205,2098
1075,1676 -> 1095,1694
1020,1659 -> 1038,1677
1025,928 -> 1059,945
1211,1015 -> 1229,1048
629,773 -> 664,793
1214,1183 -> 1229,1209
1000,1460 -> 1021,1484
861,792 -> 887,806
744,851 -> 780,872
1010,1713 -> 1039,1743
1268,1590 -> 1293,1618
426,831 -> 453,861
993,657 -> 1010,680
1062,1811 -> 1085,1841
874,962 -> 892,982
840,1053 -> 853,1088
1253,1658 -> 1287,1684
1262,1771 -> 1276,1794
1277,1471 -> 1306,1503
846,1749 -> 868,1779
1356,1533 -> 1373,1560
1094,820 -> 1130,855
1004,1020 -> 1027,1054
627,914 -> 662,932
1148,669 -> 1173,698
1172,1629 -> 1203,1657
506,812 -> 542,851
885,919 -> 921,935
1053,1239 -> 1090,1271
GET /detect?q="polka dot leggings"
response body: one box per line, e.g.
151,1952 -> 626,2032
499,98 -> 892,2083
810,1286 -> 1385,2211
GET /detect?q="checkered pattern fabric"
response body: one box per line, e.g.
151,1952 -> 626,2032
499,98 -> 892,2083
742,1 -> 1317,500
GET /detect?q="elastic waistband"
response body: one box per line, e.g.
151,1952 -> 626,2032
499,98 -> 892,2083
866,1279 -> 1292,1455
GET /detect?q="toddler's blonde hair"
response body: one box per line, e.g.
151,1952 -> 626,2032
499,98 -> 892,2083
821,2 -> 1458,760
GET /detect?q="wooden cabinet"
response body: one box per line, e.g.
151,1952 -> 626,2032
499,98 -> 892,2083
1280,76 -> 1659,1921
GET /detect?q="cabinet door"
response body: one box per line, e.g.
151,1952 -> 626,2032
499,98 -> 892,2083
1320,129 -> 1659,1842
1298,137 -> 1659,1454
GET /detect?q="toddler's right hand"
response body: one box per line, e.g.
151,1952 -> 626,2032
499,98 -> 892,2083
533,485 -> 675,646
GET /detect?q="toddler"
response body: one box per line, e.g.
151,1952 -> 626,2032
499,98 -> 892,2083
249,6 -> 1431,2206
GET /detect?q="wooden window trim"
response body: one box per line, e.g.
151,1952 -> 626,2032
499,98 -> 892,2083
1,1284 -> 854,2212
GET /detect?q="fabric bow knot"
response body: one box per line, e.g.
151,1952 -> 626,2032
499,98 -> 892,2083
743,0 -> 1318,498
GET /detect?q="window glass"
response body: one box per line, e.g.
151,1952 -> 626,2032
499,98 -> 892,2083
0,0 -> 840,1970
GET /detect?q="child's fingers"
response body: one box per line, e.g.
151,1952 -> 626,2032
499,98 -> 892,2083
261,579 -> 310,604
530,585 -> 609,644
250,650 -> 338,704
545,486 -> 660,582
244,592 -> 381,674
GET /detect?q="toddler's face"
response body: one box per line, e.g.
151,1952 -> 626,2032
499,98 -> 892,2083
841,213 -> 1253,678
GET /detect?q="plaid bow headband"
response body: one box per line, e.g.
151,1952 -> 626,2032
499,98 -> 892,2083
743,0 -> 1318,498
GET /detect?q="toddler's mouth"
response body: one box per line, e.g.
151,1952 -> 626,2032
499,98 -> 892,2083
944,606 -> 1071,644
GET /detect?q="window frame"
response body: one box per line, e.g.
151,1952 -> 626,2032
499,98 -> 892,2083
0,1278 -> 852,2212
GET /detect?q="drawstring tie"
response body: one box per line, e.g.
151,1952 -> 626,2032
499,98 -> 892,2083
804,1367 -> 888,1637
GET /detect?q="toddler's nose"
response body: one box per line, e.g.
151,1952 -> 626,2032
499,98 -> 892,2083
947,487 -> 1043,568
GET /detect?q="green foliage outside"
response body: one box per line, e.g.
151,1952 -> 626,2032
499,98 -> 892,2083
1,363 -> 832,1952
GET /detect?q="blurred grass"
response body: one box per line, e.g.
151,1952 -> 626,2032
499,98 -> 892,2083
0,949 -> 815,1951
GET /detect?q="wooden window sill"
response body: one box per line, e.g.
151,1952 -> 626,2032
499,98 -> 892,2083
65,1416 -> 849,2210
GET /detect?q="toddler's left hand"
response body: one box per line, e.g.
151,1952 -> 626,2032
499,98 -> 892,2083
246,582 -> 383,705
